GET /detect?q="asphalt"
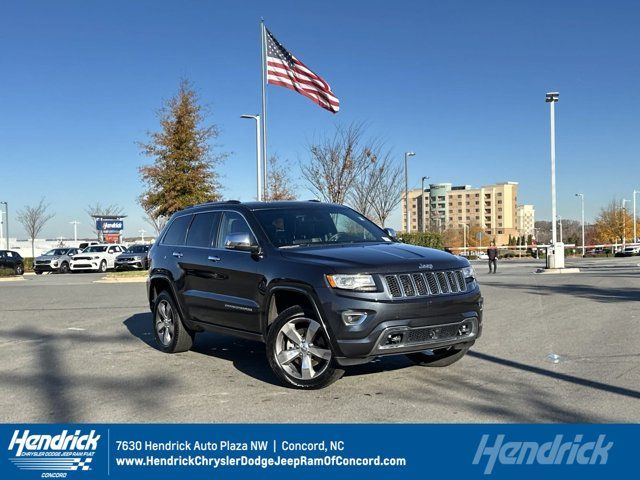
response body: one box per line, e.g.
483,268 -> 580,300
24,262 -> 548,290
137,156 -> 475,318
0,258 -> 638,423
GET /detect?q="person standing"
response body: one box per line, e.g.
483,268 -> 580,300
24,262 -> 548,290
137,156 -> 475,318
487,243 -> 498,274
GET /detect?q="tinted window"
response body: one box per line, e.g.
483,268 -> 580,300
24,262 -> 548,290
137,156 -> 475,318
254,206 -> 386,247
127,245 -> 149,253
186,212 -> 220,248
85,246 -> 107,252
162,214 -> 192,246
216,212 -> 256,248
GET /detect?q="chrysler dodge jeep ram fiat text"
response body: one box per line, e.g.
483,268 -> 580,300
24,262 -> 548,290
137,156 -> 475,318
147,201 -> 483,389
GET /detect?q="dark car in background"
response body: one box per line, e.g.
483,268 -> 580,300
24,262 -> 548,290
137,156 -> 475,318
146,201 -> 483,389
34,247 -> 82,274
0,250 -> 24,276
115,244 -> 151,270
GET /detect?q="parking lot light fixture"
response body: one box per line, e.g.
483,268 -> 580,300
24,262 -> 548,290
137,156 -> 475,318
575,193 -> 585,256
404,152 -> 415,233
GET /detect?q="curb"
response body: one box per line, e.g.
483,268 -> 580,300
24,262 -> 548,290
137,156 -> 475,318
534,268 -> 581,275
0,276 -> 26,282
94,276 -> 148,284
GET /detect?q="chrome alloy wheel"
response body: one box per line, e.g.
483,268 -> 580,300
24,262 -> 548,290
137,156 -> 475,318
274,316 -> 332,380
155,299 -> 175,347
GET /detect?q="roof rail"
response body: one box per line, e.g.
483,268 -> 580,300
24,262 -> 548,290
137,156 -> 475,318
307,199 -> 321,202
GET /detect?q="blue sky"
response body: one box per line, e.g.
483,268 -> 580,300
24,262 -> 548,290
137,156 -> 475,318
1,0 -> 639,239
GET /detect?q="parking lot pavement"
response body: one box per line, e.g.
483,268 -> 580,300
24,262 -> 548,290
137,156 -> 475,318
0,258 -> 638,423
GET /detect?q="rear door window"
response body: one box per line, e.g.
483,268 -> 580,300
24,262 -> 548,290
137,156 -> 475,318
186,212 -> 220,248
162,214 -> 193,246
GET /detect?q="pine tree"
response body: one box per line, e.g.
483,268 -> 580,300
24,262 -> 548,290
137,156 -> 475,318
139,80 -> 225,218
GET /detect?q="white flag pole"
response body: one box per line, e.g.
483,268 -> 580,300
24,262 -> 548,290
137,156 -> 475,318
260,20 -> 268,200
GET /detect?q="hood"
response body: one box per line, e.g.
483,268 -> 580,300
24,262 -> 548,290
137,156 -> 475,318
279,242 -> 468,273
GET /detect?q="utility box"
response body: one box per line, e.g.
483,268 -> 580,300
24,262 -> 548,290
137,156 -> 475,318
547,242 -> 565,269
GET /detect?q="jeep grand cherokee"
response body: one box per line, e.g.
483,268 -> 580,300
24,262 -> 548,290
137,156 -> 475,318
147,201 -> 483,389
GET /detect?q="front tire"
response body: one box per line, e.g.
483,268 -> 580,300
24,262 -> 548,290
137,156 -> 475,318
406,343 -> 471,367
59,262 -> 69,274
15,264 -> 24,276
267,306 -> 343,389
98,260 -> 107,273
152,291 -> 194,353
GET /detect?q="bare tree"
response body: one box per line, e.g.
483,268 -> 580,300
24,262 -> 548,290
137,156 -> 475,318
368,157 -> 403,227
86,202 -> 124,238
264,155 -> 297,201
301,123 -> 375,204
16,198 -> 55,258
143,208 -> 168,235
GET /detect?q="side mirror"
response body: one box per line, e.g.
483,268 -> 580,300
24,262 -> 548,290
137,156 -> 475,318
224,233 -> 259,253
384,228 -> 397,240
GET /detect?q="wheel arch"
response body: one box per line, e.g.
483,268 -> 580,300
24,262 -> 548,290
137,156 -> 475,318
263,285 -> 335,345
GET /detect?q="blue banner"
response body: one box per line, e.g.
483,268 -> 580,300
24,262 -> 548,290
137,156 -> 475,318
0,424 -> 634,479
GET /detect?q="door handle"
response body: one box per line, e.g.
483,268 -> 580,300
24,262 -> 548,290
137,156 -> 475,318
172,251 -> 183,259
208,255 -> 221,262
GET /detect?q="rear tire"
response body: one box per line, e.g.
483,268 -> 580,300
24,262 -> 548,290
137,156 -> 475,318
152,291 -> 194,353
35,270 -> 43,275
406,344 -> 470,367
266,306 -> 343,389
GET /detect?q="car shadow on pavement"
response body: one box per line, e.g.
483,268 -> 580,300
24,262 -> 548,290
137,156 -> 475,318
0,326 -> 176,423
481,281 -> 640,303
123,313 -> 422,387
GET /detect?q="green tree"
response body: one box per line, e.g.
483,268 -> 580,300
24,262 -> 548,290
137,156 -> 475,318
139,80 -> 225,218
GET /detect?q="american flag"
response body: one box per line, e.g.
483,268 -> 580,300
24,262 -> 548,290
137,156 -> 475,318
265,28 -> 340,113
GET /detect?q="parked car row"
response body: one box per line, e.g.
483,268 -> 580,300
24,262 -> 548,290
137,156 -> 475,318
0,244 -> 151,276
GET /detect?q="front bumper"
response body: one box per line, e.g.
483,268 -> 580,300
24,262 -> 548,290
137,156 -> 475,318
34,262 -> 58,272
70,261 -> 100,271
115,258 -> 145,269
315,285 -> 483,364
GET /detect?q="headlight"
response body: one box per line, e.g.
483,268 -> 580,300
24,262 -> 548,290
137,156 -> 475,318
462,266 -> 476,284
326,274 -> 377,292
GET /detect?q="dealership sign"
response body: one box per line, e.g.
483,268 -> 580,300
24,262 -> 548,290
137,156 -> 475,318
96,220 -> 124,231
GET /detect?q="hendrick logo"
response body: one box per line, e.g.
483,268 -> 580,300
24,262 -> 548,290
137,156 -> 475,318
8,429 -> 100,475
473,434 -> 613,474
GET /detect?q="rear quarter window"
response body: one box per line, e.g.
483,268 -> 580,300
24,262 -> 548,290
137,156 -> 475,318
162,214 -> 193,246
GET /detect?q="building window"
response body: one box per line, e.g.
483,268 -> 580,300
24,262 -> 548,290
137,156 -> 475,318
498,230 -> 503,234
498,215 -> 502,219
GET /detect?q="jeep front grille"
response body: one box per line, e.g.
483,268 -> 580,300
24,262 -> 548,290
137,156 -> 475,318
384,270 -> 466,298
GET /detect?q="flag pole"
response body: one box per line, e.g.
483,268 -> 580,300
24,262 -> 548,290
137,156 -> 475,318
260,20 -> 268,200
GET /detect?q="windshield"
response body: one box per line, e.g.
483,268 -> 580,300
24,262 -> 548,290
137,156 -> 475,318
126,245 -> 149,253
254,206 -> 391,248
43,249 -> 68,256
83,246 -> 107,253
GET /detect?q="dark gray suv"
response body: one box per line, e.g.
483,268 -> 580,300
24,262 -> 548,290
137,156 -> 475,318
147,201 -> 483,389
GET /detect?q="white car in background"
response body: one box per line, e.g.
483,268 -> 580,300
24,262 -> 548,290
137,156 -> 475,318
70,244 -> 126,273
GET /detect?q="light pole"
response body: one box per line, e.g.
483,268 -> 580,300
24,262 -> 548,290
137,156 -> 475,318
404,152 -> 415,232
241,114 -> 263,201
0,208 -> 3,248
461,223 -> 469,256
622,199 -> 629,247
70,220 -> 80,242
575,193 -> 585,256
633,189 -> 638,243
139,229 -> 146,243
421,176 -> 429,232
0,201 -> 7,250
558,215 -> 563,242
545,91 -> 563,268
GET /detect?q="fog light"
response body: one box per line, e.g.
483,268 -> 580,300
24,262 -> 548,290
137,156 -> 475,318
386,333 -> 404,345
341,311 -> 368,326
458,321 -> 473,336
